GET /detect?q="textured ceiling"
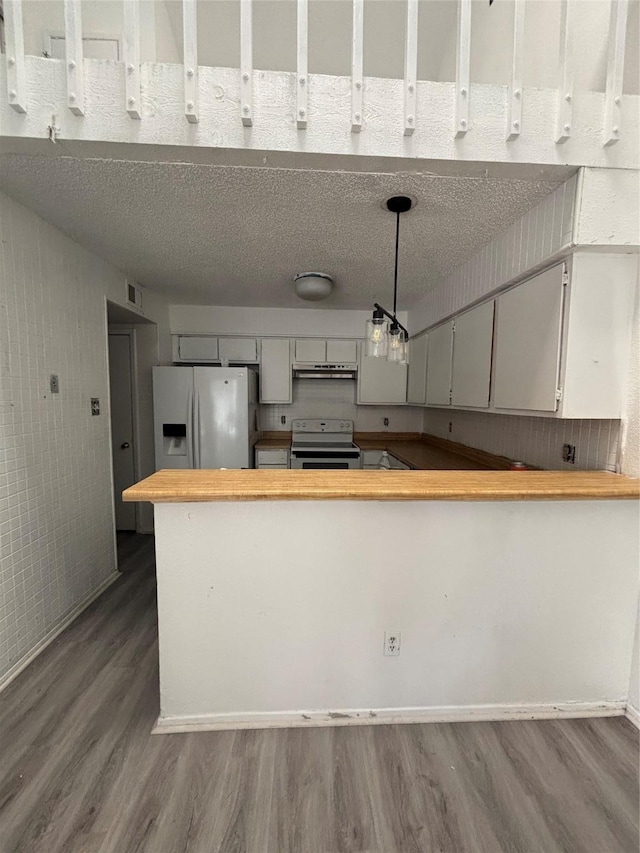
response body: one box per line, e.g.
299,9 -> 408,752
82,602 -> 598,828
0,155 -> 562,309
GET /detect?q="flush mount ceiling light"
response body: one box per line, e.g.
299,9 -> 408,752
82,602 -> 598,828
365,195 -> 412,363
294,272 -> 334,301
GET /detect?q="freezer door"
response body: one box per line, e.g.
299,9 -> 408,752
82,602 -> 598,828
152,366 -> 194,470
194,368 -> 252,468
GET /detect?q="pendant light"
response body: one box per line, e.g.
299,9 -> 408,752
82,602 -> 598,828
365,195 -> 412,363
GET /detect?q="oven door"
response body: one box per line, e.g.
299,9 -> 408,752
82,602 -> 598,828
290,450 -> 362,470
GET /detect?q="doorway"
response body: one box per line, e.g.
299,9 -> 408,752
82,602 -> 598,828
108,331 -> 137,530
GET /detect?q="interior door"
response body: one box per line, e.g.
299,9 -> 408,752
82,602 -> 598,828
108,333 -> 136,530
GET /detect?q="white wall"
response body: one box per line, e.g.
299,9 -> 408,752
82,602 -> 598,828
20,0 -> 179,63
170,304 -> 408,340
261,379 -> 423,434
0,191 -> 168,688
154,499 -> 639,726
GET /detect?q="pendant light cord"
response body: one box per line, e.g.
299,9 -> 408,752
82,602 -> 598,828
392,211 -> 400,319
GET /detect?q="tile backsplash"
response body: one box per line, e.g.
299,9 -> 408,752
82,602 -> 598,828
424,408 -> 620,471
260,379 -> 423,433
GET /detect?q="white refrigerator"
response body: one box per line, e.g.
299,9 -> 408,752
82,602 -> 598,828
153,366 -> 259,470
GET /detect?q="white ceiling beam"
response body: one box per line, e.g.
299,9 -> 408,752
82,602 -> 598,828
240,0 -> 253,126
297,0 -> 308,129
506,0 -> 525,141
124,0 -> 142,119
183,0 -> 199,123
555,0 -> 573,144
64,0 -> 85,116
4,0 -> 27,114
455,0 -> 471,138
403,0 -> 418,136
351,0 -> 364,133
603,0 -> 629,146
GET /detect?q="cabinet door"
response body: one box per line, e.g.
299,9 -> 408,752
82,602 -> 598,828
219,337 -> 258,363
426,322 -> 453,406
451,302 -> 494,408
407,333 -> 428,405
358,344 -> 407,404
493,265 -> 564,412
295,339 -> 326,362
326,339 -> 357,363
260,339 -> 292,403
178,336 -> 219,362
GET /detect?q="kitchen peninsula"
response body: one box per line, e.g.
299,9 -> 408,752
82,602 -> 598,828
124,469 -> 639,734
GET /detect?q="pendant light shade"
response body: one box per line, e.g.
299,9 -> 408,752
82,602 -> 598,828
387,321 -> 407,364
365,195 -> 412,362
365,307 -> 389,357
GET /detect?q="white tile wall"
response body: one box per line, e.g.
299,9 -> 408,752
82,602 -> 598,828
409,174 -> 578,334
411,173 -> 622,473
424,409 -> 620,472
260,380 -> 423,433
0,193 -> 128,685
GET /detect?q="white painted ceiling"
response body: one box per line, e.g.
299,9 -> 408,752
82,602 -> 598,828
0,154 -> 563,309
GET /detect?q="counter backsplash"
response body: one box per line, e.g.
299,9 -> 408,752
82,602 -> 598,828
259,379 -> 423,433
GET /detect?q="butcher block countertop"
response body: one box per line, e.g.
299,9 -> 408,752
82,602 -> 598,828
124,469 -> 639,503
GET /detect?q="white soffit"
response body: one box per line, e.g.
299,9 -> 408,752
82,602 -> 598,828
0,154 -> 563,309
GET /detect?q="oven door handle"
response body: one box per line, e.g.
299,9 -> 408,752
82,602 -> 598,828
290,450 -> 361,459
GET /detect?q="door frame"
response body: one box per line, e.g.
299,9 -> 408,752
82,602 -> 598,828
107,326 -> 140,534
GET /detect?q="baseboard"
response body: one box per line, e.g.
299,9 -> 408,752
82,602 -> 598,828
152,700 -> 626,734
625,703 -> 640,730
0,571 -> 121,695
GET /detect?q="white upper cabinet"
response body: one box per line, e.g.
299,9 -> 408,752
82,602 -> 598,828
426,322 -> 454,406
358,343 -> 407,404
295,339 -> 326,362
218,337 -> 258,363
326,339 -> 357,363
260,339 -> 292,403
451,302 -> 495,408
493,265 -> 565,412
407,333 -> 428,405
178,336 -> 219,362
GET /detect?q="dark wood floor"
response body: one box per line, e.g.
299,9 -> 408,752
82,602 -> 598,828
0,533 -> 637,853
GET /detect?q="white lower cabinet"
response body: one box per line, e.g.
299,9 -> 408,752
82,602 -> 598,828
426,322 -> 453,406
451,301 -> 494,408
358,344 -> 407,404
407,333 -> 428,405
260,339 -> 292,403
256,448 -> 289,469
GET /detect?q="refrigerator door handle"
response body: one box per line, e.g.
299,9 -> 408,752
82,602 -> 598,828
194,389 -> 201,468
186,386 -> 194,468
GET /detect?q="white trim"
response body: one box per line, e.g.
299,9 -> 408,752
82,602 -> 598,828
454,0 -> 471,138
240,0 -> 253,126
403,0 -> 418,136
625,703 -> 640,730
555,0 -> 573,144
123,0 -> 141,120
152,700 -> 626,734
183,0 -> 198,123
603,0 -> 628,146
0,571 -> 120,695
64,0 -> 84,116
296,0 -> 307,129
350,0 -> 363,133
5,0 -> 27,114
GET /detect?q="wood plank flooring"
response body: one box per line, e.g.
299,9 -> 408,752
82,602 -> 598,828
0,533 -> 637,853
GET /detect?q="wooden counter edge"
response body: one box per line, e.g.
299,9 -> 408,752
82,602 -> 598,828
123,470 -> 640,503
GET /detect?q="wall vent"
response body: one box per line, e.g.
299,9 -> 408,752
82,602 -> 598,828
125,279 -> 143,311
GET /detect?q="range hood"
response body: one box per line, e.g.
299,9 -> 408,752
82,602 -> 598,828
293,363 -> 358,380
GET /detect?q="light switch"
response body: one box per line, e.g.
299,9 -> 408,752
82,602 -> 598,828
91,398 -> 100,416
50,374 -> 59,393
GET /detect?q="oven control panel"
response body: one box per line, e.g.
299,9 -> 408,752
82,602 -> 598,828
292,419 -> 353,433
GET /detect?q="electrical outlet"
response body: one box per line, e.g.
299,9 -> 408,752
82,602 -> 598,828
384,631 -> 401,656
383,417 -> 389,427
448,421 -> 453,434
562,443 -> 576,464
280,415 -> 286,425
50,374 -> 59,394
91,398 -> 100,416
